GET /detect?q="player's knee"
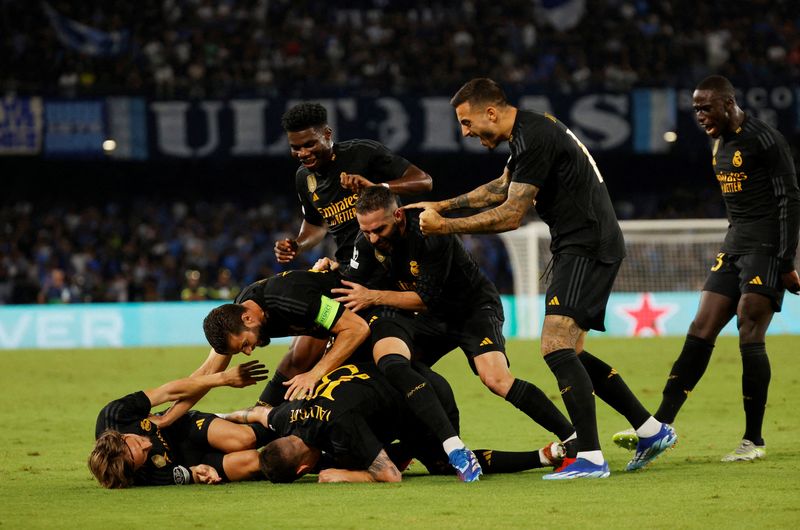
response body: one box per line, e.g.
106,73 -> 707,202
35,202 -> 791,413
478,368 -> 513,396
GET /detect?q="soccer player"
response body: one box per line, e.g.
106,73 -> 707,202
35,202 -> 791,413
270,102 -> 432,407
403,78 -> 676,479
89,360 -> 271,488
330,185 -> 577,480
613,75 -> 800,461
250,362 -> 565,483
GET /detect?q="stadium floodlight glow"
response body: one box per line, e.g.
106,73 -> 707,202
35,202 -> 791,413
663,131 -> 678,143
102,139 -> 117,152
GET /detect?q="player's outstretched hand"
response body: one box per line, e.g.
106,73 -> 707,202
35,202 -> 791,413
274,238 -> 299,263
340,173 -> 374,192
191,464 -> 222,485
283,371 -> 319,401
402,201 -> 442,212
332,280 -> 376,312
224,360 -> 270,388
782,270 -> 800,294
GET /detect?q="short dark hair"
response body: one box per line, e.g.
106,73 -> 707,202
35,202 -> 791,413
695,75 -> 736,100
203,304 -> 247,354
259,438 -> 304,483
281,103 -> 328,132
88,430 -> 135,489
355,185 -> 398,215
450,78 -> 509,109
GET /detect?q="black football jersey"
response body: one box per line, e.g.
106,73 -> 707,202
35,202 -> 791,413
295,139 -> 411,262
268,363 -> 405,469
711,115 -> 799,271
507,110 -> 625,262
344,211 -> 500,319
95,392 -> 194,486
234,270 -> 345,339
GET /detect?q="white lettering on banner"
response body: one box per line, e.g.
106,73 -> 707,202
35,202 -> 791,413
230,100 -> 269,155
376,98 -> 409,151
678,86 -> 794,112
419,97 -> 459,151
570,95 -> 629,150
0,311 -> 124,348
37,313 -> 74,348
0,314 -> 31,348
82,313 -> 123,347
151,101 -> 222,157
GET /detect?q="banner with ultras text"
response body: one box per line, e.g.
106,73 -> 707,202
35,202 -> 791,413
1,292 -> 798,349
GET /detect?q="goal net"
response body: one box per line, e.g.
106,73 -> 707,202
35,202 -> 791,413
498,219 -> 729,337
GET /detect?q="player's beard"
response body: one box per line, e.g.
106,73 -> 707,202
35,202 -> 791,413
256,324 -> 271,348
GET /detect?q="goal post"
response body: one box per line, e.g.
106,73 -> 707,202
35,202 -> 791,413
498,218 -> 730,338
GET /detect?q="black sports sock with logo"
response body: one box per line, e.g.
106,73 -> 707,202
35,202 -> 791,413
579,350 -> 650,429
505,378 -> 575,440
655,334 -> 714,424
378,354 -> 458,444
741,342 -> 770,446
544,348 -> 600,452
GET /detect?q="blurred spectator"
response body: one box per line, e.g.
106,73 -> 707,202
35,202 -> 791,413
180,269 -> 208,301
209,268 -> 241,301
37,268 -> 76,304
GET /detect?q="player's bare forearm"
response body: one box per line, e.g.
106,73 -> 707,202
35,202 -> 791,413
367,449 -> 402,482
321,312 -> 371,373
441,172 -> 510,212
373,290 -> 427,312
295,221 -> 328,253
385,165 -> 433,195
318,468 -> 376,483
442,181 -> 535,234
192,348 -> 232,377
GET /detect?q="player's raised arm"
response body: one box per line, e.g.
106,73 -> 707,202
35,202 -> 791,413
275,220 -> 328,263
406,167 -> 511,214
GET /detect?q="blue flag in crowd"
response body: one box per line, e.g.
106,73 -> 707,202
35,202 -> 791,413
42,2 -> 129,56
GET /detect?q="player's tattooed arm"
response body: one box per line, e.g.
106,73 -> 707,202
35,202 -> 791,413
317,450 -> 402,483
441,181 -> 538,234
441,168 -> 511,211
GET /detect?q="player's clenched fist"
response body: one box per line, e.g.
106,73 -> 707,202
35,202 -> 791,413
274,238 -> 299,263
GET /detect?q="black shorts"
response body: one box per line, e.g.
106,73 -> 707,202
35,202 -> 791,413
544,253 -> 621,332
368,304 -> 507,374
171,411 -> 229,481
703,252 -> 785,312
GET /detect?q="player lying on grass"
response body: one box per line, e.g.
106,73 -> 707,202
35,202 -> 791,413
223,362 -> 565,483
89,360 -> 273,488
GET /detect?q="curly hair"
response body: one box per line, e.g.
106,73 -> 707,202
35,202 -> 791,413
355,184 -> 398,215
88,430 -> 135,489
450,77 -> 509,109
281,103 -> 328,132
203,303 -> 247,354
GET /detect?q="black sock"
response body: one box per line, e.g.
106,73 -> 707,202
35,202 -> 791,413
377,354 -> 458,444
474,449 -> 543,472
579,351 -> 650,429
741,343 -> 770,446
505,378 -> 574,440
257,371 -> 289,407
544,348 -> 600,453
655,334 -> 714,424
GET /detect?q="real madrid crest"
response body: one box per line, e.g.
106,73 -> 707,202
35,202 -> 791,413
151,454 -> 167,468
732,150 -> 742,167
307,174 -> 317,193
409,261 -> 419,276
140,419 -> 151,431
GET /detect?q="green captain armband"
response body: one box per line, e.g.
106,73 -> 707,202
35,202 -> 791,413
314,295 -> 341,330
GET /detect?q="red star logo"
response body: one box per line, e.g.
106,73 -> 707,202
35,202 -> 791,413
618,293 -> 676,337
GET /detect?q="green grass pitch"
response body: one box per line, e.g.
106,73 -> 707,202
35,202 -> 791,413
2,336 -> 798,529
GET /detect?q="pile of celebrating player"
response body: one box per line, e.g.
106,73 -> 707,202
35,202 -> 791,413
89,75 -> 799,487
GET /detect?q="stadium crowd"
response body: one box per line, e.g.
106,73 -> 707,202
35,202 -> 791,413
2,0 -> 798,98
0,198 -> 514,304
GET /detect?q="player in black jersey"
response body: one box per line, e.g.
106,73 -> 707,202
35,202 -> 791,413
89,361 -> 271,488
250,363 -> 565,483
269,102 -> 433,408
326,185 -> 576,481
405,78 -> 676,479
614,75 -> 800,462
157,269 -> 369,428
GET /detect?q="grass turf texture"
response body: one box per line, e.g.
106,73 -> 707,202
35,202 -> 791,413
2,336 -> 798,529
